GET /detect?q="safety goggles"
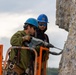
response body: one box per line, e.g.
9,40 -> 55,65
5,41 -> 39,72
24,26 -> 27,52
39,23 -> 47,26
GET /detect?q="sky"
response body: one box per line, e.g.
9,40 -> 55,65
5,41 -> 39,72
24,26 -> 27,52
0,0 -> 68,68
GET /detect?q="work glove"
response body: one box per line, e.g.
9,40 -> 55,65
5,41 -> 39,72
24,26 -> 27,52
22,35 -> 31,41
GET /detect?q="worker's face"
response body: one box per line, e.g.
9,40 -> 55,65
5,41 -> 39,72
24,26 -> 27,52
38,22 -> 47,31
29,26 -> 36,36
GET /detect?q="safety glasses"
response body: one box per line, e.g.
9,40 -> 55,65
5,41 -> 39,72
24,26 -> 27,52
39,23 -> 47,26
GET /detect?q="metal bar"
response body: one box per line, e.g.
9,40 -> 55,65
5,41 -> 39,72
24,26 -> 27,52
0,45 -> 3,75
3,46 -> 37,75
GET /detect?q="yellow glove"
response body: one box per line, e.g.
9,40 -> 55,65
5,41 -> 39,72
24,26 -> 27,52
22,35 -> 31,41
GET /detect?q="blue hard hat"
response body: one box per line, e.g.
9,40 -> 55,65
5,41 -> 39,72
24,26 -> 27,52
37,14 -> 48,23
24,18 -> 38,28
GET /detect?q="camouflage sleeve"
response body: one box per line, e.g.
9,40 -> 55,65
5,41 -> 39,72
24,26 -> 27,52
10,31 -> 24,46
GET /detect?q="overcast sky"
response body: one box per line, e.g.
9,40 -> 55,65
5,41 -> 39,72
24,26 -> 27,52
0,0 -> 68,68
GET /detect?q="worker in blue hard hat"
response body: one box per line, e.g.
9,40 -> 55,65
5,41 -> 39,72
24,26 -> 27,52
7,18 -> 38,75
36,14 -> 62,75
36,14 -> 49,75
36,14 -> 49,42
36,14 -> 54,75
36,14 -> 50,45
37,14 -> 48,40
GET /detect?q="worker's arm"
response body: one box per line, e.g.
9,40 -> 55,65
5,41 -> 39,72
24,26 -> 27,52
10,31 -> 31,46
10,31 -> 24,46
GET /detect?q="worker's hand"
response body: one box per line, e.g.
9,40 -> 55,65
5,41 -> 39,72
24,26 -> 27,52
22,35 -> 31,41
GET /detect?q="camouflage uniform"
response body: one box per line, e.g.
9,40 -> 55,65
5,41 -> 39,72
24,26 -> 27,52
9,30 -> 33,75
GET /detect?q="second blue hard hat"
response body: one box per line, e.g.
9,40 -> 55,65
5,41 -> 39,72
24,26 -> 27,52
37,14 -> 48,23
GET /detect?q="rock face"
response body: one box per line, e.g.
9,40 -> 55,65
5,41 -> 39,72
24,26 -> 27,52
56,0 -> 72,31
56,0 -> 76,75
